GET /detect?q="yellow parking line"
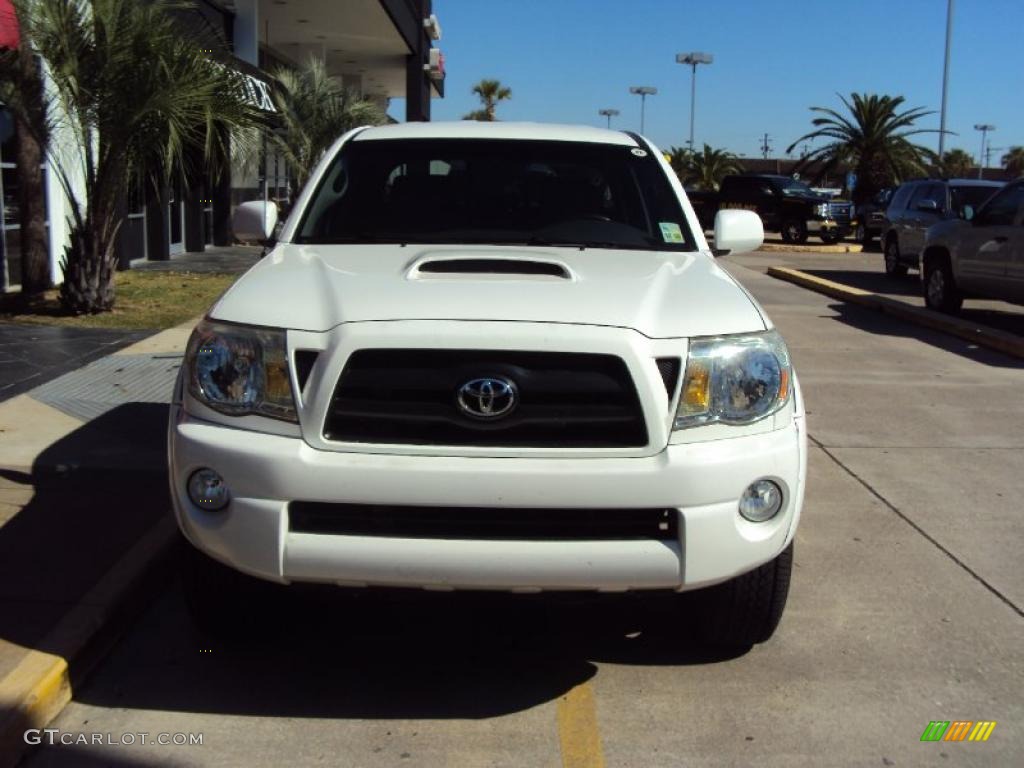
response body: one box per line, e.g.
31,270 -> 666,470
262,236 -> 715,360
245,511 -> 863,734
557,681 -> 606,768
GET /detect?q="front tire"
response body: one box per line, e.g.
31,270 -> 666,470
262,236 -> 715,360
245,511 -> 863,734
820,230 -> 841,245
182,542 -> 285,638
781,219 -> 808,245
691,542 -> 794,648
923,255 -> 963,313
884,237 -> 907,276
854,222 -> 869,245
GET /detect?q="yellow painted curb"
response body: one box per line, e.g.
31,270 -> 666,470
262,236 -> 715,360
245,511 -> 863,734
0,653 -> 70,768
0,517 -> 177,768
768,266 -> 1024,361
758,242 -> 863,254
557,681 -> 606,768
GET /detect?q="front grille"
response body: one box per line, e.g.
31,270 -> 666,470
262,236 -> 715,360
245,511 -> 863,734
828,202 -> 853,225
289,502 -> 678,541
324,349 -> 648,447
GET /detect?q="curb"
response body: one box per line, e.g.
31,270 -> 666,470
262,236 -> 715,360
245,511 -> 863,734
767,267 -> 1024,361
758,242 -> 863,254
0,517 -> 178,768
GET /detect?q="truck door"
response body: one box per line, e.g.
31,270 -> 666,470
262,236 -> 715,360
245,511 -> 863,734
904,183 -> 945,261
956,183 -> 1024,298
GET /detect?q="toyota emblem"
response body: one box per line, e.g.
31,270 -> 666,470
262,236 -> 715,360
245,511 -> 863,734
456,377 -> 518,420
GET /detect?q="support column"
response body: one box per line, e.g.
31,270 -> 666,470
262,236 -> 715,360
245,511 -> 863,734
145,179 -> 170,261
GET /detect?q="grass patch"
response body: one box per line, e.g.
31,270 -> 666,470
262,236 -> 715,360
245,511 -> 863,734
0,270 -> 239,330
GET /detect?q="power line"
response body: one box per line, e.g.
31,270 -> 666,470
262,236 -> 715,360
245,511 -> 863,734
759,133 -> 773,159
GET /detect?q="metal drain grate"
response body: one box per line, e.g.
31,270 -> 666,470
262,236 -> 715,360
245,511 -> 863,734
29,353 -> 181,422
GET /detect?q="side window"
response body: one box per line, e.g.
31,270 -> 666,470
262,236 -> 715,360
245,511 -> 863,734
975,184 -> 1024,227
909,183 -> 944,211
889,184 -> 914,212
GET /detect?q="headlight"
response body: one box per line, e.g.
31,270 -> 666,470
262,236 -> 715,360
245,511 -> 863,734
815,203 -> 830,217
185,320 -> 297,422
674,330 -> 791,429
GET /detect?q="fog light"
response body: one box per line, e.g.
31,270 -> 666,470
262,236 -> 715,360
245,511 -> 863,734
187,468 -> 230,511
739,479 -> 783,522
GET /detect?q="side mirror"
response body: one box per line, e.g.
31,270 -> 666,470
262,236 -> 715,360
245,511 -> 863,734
712,209 -> 764,256
915,199 -> 940,213
961,205 -> 974,222
232,200 -> 279,244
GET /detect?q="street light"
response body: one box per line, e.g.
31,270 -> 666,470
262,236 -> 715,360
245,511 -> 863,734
938,0 -> 954,158
629,86 -> 657,134
598,108 -> 620,129
676,51 -> 713,151
974,124 -> 995,179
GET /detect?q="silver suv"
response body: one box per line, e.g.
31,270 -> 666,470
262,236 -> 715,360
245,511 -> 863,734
921,179 -> 1024,312
881,179 -> 1003,276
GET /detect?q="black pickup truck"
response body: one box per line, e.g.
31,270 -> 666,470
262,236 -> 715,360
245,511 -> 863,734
688,174 -> 853,244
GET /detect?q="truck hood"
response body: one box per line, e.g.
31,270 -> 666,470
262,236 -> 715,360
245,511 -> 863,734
210,244 -> 767,339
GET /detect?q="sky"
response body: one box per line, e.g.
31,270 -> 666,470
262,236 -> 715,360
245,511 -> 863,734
390,0 -> 1024,166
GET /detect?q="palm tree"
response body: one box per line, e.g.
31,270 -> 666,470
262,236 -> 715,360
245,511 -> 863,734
938,149 -> 974,178
682,144 -> 744,191
464,79 -> 511,121
786,93 -> 936,204
269,56 -> 387,190
1002,146 -> 1024,179
19,0 -> 264,314
665,145 -> 693,180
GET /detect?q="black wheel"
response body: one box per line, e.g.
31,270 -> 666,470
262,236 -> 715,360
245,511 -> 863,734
781,220 -> 808,245
854,222 -> 869,246
182,542 -> 285,638
884,236 -> 908,276
690,542 -> 794,648
923,255 -> 963,314
819,231 -> 841,245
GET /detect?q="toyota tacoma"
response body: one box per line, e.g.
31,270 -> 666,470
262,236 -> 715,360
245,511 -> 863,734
170,122 -> 807,648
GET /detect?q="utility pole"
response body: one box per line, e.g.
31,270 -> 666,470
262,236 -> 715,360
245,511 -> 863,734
598,108 -> 620,129
760,133 -> 773,159
938,0 -> 954,157
675,52 -> 713,152
974,124 -> 995,179
629,86 -> 657,135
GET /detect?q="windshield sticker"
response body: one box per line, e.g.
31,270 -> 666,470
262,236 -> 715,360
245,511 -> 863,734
631,148 -> 648,157
659,222 -> 684,243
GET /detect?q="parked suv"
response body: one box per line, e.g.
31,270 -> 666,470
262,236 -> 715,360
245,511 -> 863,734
170,122 -> 806,648
880,178 -> 1003,276
853,187 -> 892,246
920,179 -> 1024,312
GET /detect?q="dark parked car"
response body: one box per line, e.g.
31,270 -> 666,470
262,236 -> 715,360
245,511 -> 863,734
853,187 -> 893,245
920,179 -> 1024,312
689,174 -> 852,244
880,178 -> 1003,276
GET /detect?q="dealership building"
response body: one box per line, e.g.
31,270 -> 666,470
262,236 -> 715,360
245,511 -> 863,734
0,0 -> 444,289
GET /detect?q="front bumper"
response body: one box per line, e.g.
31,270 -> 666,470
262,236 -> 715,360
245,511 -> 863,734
170,405 -> 807,593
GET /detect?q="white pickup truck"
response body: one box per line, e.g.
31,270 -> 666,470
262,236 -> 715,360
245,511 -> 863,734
169,121 -> 806,648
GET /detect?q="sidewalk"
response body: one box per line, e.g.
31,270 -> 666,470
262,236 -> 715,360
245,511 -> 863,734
0,319 -> 195,765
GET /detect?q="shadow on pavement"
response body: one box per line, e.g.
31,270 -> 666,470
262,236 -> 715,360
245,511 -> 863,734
66,551 -> 747,722
0,403 -> 172,739
804,269 -> 1024,338
825,300 -> 1024,370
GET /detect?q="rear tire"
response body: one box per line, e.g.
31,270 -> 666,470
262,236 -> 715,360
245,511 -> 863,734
923,255 -> 963,314
690,542 -> 794,648
781,220 -> 808,245
855,222 -> 869,245
884,237 -> 907,276
820,231 -> 841,245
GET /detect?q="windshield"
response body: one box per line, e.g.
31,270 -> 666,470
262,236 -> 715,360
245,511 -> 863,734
295,138 -> 697,251
777,179 -> 820,198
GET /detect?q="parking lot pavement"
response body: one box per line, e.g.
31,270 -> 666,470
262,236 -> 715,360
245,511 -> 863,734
21,262 -> 1024,767
730,246 -> 1024,338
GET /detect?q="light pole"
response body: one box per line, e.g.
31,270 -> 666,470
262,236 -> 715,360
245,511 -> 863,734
598,108 -> 620,129
938,0 -> 954,157
676,52 -> 713,151
974,124 -> 995,179
629,86 -> 657,134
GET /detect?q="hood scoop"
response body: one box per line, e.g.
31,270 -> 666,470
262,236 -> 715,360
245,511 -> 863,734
409,256 -> 574,281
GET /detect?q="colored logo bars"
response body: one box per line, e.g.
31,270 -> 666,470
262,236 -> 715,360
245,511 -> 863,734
920,721 -> 997,742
